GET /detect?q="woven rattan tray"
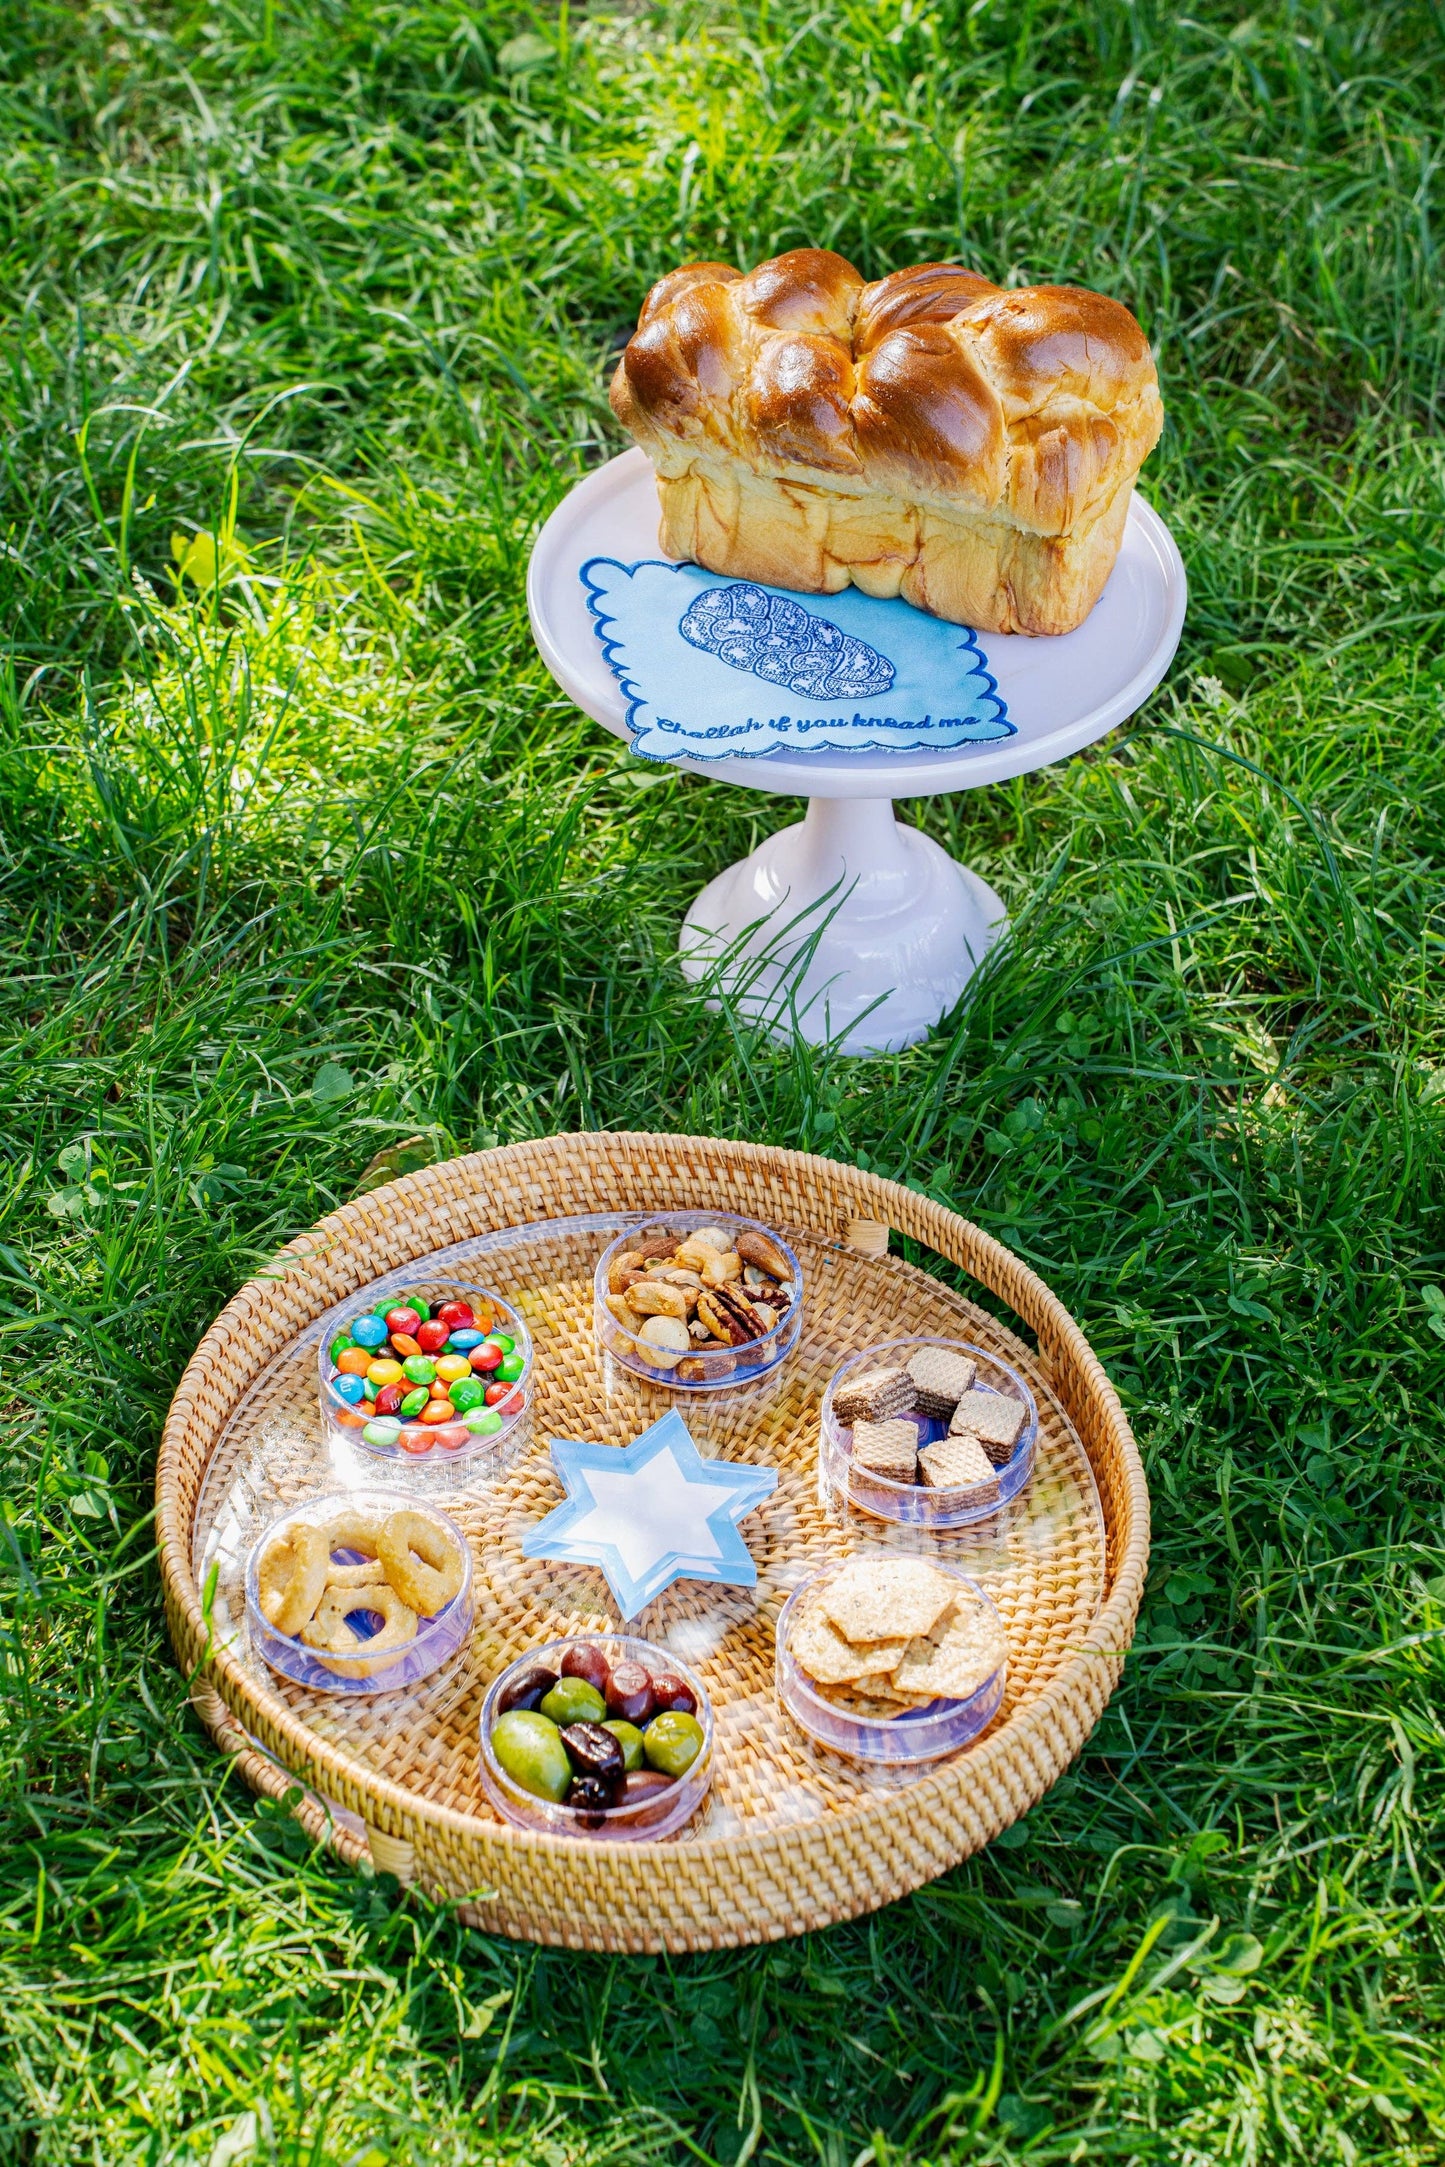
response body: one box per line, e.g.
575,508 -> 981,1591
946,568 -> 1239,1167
158,1133 -> 1148,1950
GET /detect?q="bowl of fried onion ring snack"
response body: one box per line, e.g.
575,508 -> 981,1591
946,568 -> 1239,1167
246,1490 -> 473,1693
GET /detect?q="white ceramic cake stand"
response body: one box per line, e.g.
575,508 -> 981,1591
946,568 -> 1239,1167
528,447 -> 1186,1054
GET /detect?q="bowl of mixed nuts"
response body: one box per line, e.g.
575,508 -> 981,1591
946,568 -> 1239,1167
594,1213 -> 803,1390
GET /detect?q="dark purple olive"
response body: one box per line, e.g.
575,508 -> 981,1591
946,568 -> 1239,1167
561,1642 -> 612,1699
559,1721 -> 625,1786
496,1664 -> 558,1716
649,1672 -> 697,1716
621,1769 -> 675,1803
606,1660 -> 657,1726
567,1773 -> 614,1825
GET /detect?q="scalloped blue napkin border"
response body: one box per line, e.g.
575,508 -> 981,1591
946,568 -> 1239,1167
580,557 -> 1013,762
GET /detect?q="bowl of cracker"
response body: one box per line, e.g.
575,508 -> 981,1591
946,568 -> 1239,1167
819,1338 -> 1036,1529
246,1490 -> 474,1694
775,1554 -> 1006,1763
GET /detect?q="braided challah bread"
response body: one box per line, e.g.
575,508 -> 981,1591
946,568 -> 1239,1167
609,249 -> 1163,637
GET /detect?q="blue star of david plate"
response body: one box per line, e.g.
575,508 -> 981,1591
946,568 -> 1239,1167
580,558 -> 1014,763
520,1410 -> 778,1620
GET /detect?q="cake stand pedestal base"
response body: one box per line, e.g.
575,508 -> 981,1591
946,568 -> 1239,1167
678,796 -> 1006,1056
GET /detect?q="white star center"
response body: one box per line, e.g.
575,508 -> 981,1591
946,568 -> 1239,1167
569,1445 -> 727,1578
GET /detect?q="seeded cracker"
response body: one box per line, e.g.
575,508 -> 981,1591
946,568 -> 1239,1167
790,1598 -> 911,1684
821,1556 -> 957,1644
887,1595 -> 1007,1702
950,1387 -> 1026,1461
833,1364 -> 916,1425
917,1432 -> 998,1495
851,1417 -> 919,1480
905,1345 -> 978,1418
814,1678 -> 915,1716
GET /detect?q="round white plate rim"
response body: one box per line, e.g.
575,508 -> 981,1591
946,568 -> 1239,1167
527,447 -> 1187,799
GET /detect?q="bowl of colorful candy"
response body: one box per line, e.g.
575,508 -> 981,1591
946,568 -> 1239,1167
594,1212 -> 802,1390
318,1279 -> 531,1465
479,1636 -> 713,1840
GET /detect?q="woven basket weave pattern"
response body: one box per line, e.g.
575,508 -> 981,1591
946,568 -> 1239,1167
158,1134 -> 1148,1951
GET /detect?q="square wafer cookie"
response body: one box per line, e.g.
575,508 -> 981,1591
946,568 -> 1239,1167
949,1388 -> 1026,1461
905,1345 -> 977,1418
851,1417 -> 918,1480
917,1432 -> 998,1497
833,1364 -> 915,1426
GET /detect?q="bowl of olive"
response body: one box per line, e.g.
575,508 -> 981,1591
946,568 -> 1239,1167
478,1635 -> 713,1841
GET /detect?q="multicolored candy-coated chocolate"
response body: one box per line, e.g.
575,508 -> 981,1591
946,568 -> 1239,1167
322,1289 -> 529,1457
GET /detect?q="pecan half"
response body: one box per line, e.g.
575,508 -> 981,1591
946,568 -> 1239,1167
696,1284 -> 766,1345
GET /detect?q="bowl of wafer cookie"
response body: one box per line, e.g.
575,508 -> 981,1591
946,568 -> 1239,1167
776,1555 -> 1007,1763
819,1337 -> 1036,1529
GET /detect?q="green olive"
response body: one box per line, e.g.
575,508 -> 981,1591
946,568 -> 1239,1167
491,1710 -> 571,1802
539,1676 -> 606,1726
642,1709 -> 704,1778
601,1719 -> 645,1772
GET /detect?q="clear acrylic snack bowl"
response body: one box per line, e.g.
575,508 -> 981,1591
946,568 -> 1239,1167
594,1213 -> 802,1392
478,1635 -> 714,1841
819,1337 -> 1037,1530
246,1489 -> 474,1695
318,1277 -> 531,1470
776,1560 -> 1006,1765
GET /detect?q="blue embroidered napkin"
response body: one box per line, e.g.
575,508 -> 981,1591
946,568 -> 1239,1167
581,557 -> 1013,761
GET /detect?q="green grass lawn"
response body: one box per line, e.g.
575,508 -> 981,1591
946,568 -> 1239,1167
2,0 -> 1444,2157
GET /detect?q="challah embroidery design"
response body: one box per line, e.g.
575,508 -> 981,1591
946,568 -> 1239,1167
678,583 -> 896,701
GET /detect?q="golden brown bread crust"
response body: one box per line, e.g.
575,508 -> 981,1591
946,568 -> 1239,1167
609,251 -> 1163,635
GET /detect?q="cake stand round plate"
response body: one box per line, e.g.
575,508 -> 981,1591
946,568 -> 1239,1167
528,449 -> 1187,1051
159,1133 -> 1149,1953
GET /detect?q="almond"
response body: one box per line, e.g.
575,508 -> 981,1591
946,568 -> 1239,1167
736,1228 -> 792,1280
606,1250 -> 645,1295
679,1351 -> 733,1381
